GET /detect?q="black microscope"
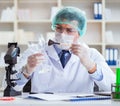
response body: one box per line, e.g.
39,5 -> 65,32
3,42 -> 21,96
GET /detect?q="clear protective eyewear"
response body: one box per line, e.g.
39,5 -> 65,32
55,25 -> 77,35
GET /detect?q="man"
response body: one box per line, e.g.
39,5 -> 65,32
14,6 -> 115,93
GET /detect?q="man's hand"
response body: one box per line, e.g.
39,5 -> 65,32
70,43 -> 96,73
26,53 -> 44,72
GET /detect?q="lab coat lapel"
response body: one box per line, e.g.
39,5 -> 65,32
64,53 -> 78,70
46,45 -> 65,71
46,45 -> 60,62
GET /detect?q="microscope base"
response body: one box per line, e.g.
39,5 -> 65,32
4,85 -> 21,96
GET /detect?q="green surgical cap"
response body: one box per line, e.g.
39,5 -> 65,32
51,6 -> 87,36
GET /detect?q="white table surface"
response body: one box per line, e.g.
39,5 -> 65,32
0,92 -> 120,106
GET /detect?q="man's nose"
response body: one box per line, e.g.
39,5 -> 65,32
61,29 -> 68,35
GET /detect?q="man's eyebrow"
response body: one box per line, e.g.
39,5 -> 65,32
56,25 -> 73,29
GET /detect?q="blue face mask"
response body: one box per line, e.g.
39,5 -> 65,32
55,31 -> 74,50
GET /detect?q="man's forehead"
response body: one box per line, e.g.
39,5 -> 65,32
57,20 -> 78,28
57,24 -> 73,28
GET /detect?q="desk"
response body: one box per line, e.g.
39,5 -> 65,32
0,93 -> 120,106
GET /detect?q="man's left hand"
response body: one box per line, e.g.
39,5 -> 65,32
70,43 -> 96,73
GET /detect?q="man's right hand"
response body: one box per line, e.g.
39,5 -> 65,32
25,53 -> 44,75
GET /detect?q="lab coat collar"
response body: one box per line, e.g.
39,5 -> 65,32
46,45 -> 78,69
46,45 -> 60,62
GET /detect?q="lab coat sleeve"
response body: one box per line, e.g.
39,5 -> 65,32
13,71 -> 30,91
13,48 -> 32,91
89,66 -> 103,81
89,48 -> 116,91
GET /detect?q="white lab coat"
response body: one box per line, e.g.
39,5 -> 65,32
15,44 -> 115,93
